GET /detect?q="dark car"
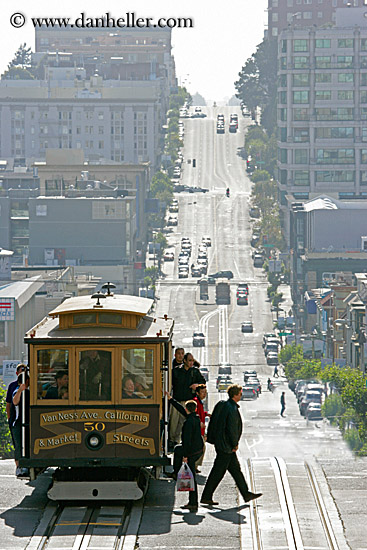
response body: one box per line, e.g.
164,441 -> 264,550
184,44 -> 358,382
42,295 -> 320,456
244,370 -> 257,383
242,386 -> 258,400
237,293 -> 248,305
218,363 -> 232,375
209,270 -> 234,279
191,266 -> 202,277
241,322 -> 253,333
193,332 -> 205,347
246,380 -> 261,396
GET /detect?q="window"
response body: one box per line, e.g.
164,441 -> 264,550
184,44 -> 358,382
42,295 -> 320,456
315,73 -> 331,83
338,73 -> 354,83
360,170 -> 367,184
338,39 -> 354,48
361,73 -> 367,86
315,39 -> 330,48
303,11 -> 312,18
361,150 -> 367,163
293,73 -> 309,86
79,350 -> 111,401
294,128 -> 309,142
316,127 -> 354,138
337,90 -> 354,100
280,57 -> 287,69
294,56 -> 309,68
316,171 -> 354,182
361,91 -> 367,103
362,127 -> 367,141
304,0 -> 313,4
279,91 -> 287,104
281,40 -> 287,53
293,108 -> 309,120
294,170 -> 309,185
98,112 -> 104,120
279,108 -> 287,121
315,90 -> 331,100
294,39 -> 308,52
37,349 -> 69,400
0,323 -> 5,343
279,127 -> 287,142
272,12 -> 279,22
317,11 -> 323,17
272,0 -> 279,6
279,74 -> 287,87
337,56 -> 353,68
361,38 -> 367,51
316,149 -> 354,164
92,201 -> 124,219
361,57 -> 367,68
36,204 -> 47,216
315,107 -> 354,120
121,348 -> 154,399
294,149 -> 308,163
293,90 -> 309,103
272,28 -> 278,37
315,56 -> 331,68
287,0 -> 293,5
279,149 -> 288,163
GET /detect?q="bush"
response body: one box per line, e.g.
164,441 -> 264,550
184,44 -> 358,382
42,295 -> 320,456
0,387 -> 13,458
322,394 -> 345,425
344,428 -> 363,453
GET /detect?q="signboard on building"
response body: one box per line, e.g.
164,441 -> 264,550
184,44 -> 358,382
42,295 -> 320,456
0,249 -> 13,280
0,298 -> 15,321
1,360 -> 29,387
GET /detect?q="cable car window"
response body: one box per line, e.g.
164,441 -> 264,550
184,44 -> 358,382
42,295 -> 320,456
79,350 -> 111,401
37,349 -> 69,400
121,349 -> 153,399
73,313 -> 97,325
98,313 -> 123,325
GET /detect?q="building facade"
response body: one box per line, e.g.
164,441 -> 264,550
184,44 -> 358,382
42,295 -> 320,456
267,0 -> 366,38
277,22 -> 367,239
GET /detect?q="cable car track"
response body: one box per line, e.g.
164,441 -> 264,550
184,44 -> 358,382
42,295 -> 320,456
242,457 -> 341,550
28,499 -> 143,550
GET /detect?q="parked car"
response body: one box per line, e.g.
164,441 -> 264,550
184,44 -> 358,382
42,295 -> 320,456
209,270 -> 234,279
306,402 -> 323,421
242,386 -> 258,400
265,342 -> 279,356
202,236 -> 212,247
193,332 -> 205,347
241,321 -> 253,333
178,269 -> 189,279
263,332 -> 277,347
178,256 -> 189,266
299,391 -> 322,416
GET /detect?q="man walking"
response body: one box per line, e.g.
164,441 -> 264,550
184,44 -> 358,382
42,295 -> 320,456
280,392 -> 286,417
201,384 -> 262,506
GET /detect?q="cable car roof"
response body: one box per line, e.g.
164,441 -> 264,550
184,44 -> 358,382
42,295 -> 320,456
49,294 -> 154,318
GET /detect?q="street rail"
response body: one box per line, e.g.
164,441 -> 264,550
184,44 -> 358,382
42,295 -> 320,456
243,457 -> 340,550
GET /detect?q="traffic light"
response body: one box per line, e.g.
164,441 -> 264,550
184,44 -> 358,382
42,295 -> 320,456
192,159 -> 196,167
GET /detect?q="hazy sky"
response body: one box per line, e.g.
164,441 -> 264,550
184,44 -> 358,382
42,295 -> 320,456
1,0 -> 267,101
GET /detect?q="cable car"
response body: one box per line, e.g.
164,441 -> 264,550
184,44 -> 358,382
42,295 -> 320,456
20,286 -> 173,500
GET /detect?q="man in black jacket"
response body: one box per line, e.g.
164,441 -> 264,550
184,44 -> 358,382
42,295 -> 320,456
201,384 -> 262,506
166,394 -> 203,512
169,353 -> 206,448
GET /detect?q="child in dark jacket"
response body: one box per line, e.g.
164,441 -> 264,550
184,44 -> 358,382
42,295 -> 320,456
165,393 -> 203,511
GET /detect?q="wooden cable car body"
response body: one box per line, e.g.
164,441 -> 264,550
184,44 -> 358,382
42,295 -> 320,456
20,292 -> 173,500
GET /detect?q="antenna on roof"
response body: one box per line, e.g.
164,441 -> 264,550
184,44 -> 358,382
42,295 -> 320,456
101,282 -> 116,296
91,291 -> 106,307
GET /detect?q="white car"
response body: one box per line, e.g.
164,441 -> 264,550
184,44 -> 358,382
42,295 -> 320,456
178,256 -> 189,266
202,236 -> 211,247
163,251 -> 174,261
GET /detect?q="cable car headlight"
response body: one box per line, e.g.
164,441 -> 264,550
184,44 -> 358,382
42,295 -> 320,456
86,432 -> 104,450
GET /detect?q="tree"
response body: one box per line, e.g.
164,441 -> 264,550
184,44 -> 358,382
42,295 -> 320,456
235,39 -> 278,134
2,67 -> 35,80
150,171 -> 173,204
8,43 -> 32,69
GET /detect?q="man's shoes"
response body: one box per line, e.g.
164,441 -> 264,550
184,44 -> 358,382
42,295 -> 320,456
195,468 -> 201,473
200,498 -> 219,506
243,491 -> 262,503
181,504 -> 198,512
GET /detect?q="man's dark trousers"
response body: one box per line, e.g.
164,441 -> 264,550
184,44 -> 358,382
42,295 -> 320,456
201,450 -> 249,501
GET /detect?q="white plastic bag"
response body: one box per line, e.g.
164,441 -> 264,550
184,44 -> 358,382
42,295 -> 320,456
176,463 -> 195,492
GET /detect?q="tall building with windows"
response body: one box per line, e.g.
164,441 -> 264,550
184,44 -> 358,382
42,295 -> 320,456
268,0 -> 367,39
277,10 -> 367,241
